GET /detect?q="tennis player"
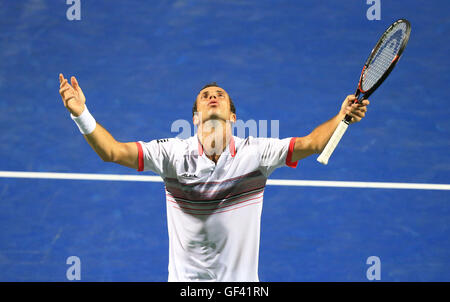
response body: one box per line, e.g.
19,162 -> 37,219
59,73 -> 369,281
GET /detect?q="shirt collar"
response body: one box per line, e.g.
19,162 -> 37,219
197,134 -> 236,157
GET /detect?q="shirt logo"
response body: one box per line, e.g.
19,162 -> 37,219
180,173 -> 198,179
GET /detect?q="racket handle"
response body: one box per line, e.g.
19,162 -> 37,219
317,119 -> 349,165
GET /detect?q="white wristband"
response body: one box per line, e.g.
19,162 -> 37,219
71,106 -> 97,135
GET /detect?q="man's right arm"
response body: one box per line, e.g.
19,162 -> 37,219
83,123 -> 139,169
59,73 -> 139,170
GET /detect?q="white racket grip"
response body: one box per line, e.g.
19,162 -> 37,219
317,119 -> 349,165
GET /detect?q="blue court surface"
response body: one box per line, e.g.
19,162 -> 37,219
0,0 -> 449,281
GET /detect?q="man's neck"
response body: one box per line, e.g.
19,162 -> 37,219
198,119 -> 232,163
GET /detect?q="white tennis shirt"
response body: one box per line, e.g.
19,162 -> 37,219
136,135 -> 298,281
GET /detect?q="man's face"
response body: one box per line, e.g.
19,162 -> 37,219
193,86 -> 236,125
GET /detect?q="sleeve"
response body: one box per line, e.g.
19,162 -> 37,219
257,137 -> 298,177
135,138 -> 178,176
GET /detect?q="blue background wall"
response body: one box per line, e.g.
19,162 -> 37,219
0,0 -> 449,281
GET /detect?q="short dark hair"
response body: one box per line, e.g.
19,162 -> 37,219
192,82 -> 236,116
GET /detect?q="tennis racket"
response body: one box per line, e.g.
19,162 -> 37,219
317,19 -> 411,165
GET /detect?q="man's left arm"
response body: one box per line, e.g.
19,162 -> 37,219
291,95 -> 370,162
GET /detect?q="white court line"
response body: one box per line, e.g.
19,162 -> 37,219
267,179 -> 450,190
0,171 -> 449,190
0,171 -> 161,182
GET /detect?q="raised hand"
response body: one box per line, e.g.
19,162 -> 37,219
59,73 -> 86,117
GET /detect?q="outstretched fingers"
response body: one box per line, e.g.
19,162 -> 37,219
71,76 -> 79,90
59,82 -> 72,97
59,74 -> 76,105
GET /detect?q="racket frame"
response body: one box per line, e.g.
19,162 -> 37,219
353,18 -> 411,105
317,19 -> 411,164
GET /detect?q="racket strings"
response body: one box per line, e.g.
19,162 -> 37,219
362,22 -> 408,92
